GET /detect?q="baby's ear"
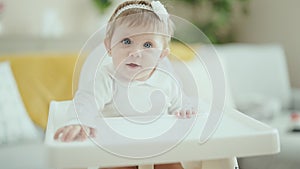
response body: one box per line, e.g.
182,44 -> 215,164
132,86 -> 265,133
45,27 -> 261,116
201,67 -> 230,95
160,48 -> 170,59
104,38 -> 111,54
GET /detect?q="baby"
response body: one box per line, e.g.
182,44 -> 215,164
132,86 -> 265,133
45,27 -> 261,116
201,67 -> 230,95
54,1 -> 196,169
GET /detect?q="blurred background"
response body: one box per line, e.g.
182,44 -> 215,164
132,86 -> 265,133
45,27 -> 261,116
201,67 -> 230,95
0,0 -> 299,88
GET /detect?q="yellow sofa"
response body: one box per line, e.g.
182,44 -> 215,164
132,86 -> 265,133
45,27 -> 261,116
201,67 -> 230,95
0,53 -> 77,129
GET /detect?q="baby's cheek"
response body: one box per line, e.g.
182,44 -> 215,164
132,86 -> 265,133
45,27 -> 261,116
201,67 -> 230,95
144,48 -> 162,56
145,55 -> 160,66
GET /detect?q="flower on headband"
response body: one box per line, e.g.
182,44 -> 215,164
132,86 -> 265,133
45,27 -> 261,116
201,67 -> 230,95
151,1 -> 168,23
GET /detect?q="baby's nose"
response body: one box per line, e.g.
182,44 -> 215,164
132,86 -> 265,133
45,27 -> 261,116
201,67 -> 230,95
129,49 -> 142,58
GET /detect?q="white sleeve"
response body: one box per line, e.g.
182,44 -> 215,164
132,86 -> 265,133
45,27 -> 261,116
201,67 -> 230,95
168,81 -> 183,114
161,58 -> 195,114
66,69 -> 113,128
169,84 -> 196,114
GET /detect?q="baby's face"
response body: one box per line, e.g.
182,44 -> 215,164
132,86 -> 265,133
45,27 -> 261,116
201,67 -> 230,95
107,24 -> 167,81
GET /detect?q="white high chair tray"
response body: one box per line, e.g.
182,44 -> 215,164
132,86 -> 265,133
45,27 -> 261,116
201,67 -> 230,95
45,101 -> 279,168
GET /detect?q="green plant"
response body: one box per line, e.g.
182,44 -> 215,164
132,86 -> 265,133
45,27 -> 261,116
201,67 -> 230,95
92,0 -> 112,13
174,0 -> 249,43
92,0 -> 249,43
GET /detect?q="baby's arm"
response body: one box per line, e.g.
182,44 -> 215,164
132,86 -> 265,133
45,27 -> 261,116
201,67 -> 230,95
53,90 -> 100,142
161,57 -> 197,118
54,66 -> 113,142
169,87 -> 198,118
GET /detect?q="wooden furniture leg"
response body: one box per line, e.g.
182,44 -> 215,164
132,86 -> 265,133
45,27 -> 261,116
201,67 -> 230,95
138,164 -> 154,169
202,157 -> 238,169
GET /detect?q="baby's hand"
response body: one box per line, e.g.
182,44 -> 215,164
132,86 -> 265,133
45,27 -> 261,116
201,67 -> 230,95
54,125 -> 96,142
174,107 -> 197,118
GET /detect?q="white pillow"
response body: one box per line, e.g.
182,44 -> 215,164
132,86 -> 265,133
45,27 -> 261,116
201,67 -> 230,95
0,62 -> 39,144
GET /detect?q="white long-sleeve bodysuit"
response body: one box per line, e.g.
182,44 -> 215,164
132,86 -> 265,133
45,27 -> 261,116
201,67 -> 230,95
71,60 -> 185,128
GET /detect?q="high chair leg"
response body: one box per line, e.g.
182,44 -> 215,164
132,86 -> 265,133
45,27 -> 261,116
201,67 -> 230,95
138,164 -> 154,169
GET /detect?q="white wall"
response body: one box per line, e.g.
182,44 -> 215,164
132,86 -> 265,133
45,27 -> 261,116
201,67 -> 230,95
233,0 -> 300,88
0,0 -> 112,38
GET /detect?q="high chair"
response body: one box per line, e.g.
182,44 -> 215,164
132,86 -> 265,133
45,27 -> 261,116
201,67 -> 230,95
45,100 -> 279,169
44,45 -> 280,169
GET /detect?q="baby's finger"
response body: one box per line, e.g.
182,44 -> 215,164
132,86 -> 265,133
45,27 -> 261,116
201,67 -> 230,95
174,111 -> 180,118
54,127 -> 65,140
179,110 -> 186,118
62,125 -> 81,142
76,127 -> 88,141
59,126 -> 72,141
191,109 -> 197,115
90,128 -> 96,138
186,110 -> 191,118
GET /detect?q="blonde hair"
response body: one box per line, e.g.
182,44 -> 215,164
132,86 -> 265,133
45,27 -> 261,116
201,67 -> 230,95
105,0 -> 174,48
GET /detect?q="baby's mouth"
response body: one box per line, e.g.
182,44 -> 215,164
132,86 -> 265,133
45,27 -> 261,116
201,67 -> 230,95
126,63 -> 141,69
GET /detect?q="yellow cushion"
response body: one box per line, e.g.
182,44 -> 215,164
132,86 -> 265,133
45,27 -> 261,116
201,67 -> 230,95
0,53 -> 77,130
169,42 -> 196,61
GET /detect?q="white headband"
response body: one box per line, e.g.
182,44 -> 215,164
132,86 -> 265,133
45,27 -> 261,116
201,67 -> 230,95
114,1 -> 169,23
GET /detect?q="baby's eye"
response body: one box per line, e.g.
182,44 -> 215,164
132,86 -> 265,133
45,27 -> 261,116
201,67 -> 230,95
143,42 -> 152,48
121,38 -> 131,45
